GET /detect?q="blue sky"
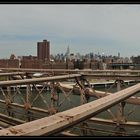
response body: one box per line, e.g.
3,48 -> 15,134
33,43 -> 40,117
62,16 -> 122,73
0,4 -> 140,58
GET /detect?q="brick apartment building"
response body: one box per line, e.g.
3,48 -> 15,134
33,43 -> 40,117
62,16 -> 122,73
37,40 -> 50,61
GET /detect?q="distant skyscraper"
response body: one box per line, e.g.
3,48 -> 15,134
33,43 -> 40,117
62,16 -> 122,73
118,52 -> 120,58
37,40 -> 50,61
65,45 -> 70,60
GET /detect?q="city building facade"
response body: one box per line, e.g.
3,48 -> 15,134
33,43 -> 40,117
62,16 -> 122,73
37,40 -> 50,61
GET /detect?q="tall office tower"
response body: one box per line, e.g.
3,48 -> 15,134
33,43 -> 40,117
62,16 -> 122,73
118,52 -> 120,58
37,40 -> 50,61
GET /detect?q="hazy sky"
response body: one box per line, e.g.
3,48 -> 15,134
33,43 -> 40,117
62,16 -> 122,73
0,4 -> 140,58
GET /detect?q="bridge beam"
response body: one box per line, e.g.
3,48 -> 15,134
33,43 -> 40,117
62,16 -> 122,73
0,72 -> 26,77
0,74 -> 81,87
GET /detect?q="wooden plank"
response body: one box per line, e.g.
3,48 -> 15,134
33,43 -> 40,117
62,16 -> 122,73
89,117 -> 140,128
2,68 -> 140,74
0,72 -> 26,77
0,74 -> 81,86
0,113 -> 25,125
82,74 -> 140,80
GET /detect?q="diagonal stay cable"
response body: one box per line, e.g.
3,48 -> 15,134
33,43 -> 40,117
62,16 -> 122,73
15,86 -> 26,104
31,84 -> 46,106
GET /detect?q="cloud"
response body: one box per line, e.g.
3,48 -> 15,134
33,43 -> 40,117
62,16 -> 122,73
0,4 -> 139,58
